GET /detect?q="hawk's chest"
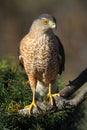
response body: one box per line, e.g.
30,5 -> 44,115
32,35 -> 58,70
22,34 -> 58,73
33,35 -> 54,63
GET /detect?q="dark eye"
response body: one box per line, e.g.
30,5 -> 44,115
43,19 -> 49,24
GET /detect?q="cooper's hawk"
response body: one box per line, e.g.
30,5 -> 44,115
19,14 -> 65,114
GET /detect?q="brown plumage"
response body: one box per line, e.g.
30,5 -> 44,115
19,14 -> 65,114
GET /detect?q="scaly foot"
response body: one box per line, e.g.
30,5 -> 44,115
47,93 -> 60,105
24,101 -> 37,115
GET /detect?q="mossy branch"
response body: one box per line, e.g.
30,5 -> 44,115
18,68 -> 87,116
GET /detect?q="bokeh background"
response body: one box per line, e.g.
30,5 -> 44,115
0,0 -> 87,80
0,0 -> 87,129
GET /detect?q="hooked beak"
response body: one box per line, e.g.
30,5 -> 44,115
49,21 -> 57,29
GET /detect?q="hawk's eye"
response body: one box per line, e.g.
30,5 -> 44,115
43,19 -> 49,25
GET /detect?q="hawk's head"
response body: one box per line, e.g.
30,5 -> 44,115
30,14 -> 57,32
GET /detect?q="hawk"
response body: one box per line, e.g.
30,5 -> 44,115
19,14 -> 65,114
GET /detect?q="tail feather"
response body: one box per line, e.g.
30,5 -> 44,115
36,78 -> 58,101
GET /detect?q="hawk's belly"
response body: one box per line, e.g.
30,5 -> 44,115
24,49 -> 59,83
34,54 -> 59,83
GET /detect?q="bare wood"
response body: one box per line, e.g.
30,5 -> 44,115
59,68 -> 87,97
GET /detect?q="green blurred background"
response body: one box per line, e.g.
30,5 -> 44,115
0,0 -> 87,129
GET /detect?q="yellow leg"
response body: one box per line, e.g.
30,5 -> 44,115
24,89 -> 37,115
47,83 -> 60,105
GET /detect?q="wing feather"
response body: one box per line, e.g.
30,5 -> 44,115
19,55 -> 24,68
55,35 -> 65,74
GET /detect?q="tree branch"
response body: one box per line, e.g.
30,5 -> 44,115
60,68 -> 87,97
18,69 -> 87,116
